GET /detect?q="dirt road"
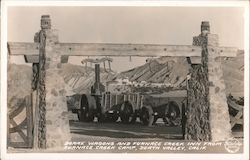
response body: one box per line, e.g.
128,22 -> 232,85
70,120 -> 183,141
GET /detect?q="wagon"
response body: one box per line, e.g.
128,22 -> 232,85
66,63 -> 187,126
67,90 -> 187,126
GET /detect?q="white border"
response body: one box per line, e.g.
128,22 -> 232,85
1,1 -> 249,160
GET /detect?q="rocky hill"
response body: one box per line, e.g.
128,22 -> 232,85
60,63 -> 116,94
113,51 -> 244,98
115,57 -> 190,88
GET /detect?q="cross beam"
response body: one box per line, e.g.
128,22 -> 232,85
7,42 -> 238,63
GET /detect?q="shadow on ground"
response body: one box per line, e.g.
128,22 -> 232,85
70,120 -> 183,140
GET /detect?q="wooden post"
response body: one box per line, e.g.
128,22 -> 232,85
115,94 -> 118,105
140,95 -> 144,109
105,93 -> 108,111
109,94 -> 112,109
136,93 -> 140,110
101,93 -> 105,108
7,114 -> 10,148
103,62 -> 106,71
108,61 -> 111,71
33,89 -> 39,149
26,94 -> 33,148
128,94 -> 131,102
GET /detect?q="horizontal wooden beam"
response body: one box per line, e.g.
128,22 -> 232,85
8,42 -> 238,63
59,43 -> 203,57
8,42 -> 39,56
187,57 -> 202,65
8,42 -> 203,57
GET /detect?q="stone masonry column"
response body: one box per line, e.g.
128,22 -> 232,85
185,21 -> 232,142
36,15 -> 71,149
44,29 -> 71,149
207,34 -> 232,141
185,22 -> 211,141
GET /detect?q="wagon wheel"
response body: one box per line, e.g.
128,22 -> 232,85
167,102 -> 180,126
120,101 -> 133,124
77,106 -> 95,122
106,103 -> 121,123
140,106 -> 154,126
78,94 -> 94,122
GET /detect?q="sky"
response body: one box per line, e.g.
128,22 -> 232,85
7,6 -> 245,72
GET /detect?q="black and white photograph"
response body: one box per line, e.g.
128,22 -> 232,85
0,1 -> 249,160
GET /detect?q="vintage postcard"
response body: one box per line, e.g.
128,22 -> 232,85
1,1 -> 249,160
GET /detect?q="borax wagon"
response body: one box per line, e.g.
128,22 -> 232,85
67,63 -> 187,126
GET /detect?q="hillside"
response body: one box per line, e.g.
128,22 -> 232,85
7,63 -> 116,96
7,64 -> 32,112
114,51 -> 244,98
60,63 -> 116,94
115,57 -> 190,88
7,51 -> 244,111
221,50 -> 244,98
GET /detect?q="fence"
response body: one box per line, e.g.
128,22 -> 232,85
7,94 -> 33,148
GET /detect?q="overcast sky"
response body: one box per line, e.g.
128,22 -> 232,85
7,6 -> 245,72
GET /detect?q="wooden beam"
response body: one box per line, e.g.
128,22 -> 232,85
24,55 -> 39,63
60,43 -> 237,57
8,42 -> 238,63
187,56 -> 202,65
8,42 -> 39,56
9,42 -> 203,57
59,43 -> 203,57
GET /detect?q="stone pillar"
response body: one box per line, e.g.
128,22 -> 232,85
185,33 -> 211,141
35,15 -> 71,149
207,34 -> 232,141
185,22 -> 211,141
185,21 -> 232,142
44,29 -> 71,149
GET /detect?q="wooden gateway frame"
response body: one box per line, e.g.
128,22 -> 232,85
7,15 -> 241,149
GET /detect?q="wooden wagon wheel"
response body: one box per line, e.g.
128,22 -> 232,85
78,94 -> 94,122
120,101 -> 134,124
139,105 -> 154,126
167,101 -> 181,126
